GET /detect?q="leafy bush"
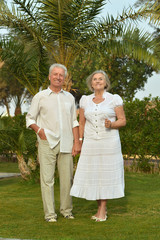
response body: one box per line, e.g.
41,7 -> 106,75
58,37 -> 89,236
0,114 -> 39,181
120,96 -> 160,172
0,114 -> 37,160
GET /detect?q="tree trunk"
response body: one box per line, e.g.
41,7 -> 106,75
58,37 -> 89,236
14,96 -> 22,116
14,106 -> 22,116
16,153 -> 30,180
63,74 -> 72,92
28,158 -> 37,171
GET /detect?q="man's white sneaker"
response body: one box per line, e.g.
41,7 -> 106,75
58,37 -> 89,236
64,214 -> 74,219
46,217 -> 57,223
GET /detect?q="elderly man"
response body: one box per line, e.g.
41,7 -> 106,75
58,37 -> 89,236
26,63 -> 80,222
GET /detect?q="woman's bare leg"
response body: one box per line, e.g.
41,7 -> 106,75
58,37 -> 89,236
97,200 -> 107,219
91,200 -> 101,219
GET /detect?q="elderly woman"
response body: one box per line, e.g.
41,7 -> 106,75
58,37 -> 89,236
70,70 -> 126,222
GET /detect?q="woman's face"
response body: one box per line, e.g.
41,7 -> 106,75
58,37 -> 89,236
91,73 -> 106,91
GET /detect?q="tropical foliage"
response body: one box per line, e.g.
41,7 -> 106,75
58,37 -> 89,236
70,29 -> 154,102
0,61 -> 31,116
135,0 -> 160,59
0,0 -> 160,96
135,0 -> 160,7
0,115 -> 38,180
120,96 -> 160,173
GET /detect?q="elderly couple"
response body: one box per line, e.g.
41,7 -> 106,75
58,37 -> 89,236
26,63 -> 126,223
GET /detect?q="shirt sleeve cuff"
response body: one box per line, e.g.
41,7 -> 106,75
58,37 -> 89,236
26,119 -> 37,128
73,120 -> 79,128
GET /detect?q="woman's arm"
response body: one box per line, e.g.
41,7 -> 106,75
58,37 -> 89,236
79,108 -> 86,140
105,106 -> 126,129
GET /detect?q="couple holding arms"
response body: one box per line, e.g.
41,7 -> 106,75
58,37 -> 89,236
26,63 -> 126,223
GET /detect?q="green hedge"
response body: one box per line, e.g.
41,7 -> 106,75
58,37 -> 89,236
120,96 -> 160,172
0,114 -> 37,161
0,114 -> 38,181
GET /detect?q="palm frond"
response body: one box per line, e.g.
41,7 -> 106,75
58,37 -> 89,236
98,1 -> 160,36
0,0 -> 160,94
38,0 -> 106,64
97,25 -> 160,70
13,0 -> 39,22
0,35 -> 48,95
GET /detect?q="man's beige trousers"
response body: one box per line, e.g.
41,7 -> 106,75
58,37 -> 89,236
38,140 -> 73,219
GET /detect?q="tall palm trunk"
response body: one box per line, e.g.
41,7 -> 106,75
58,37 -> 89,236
63,74 -> 72,92
14,96 -> 22,116
14,106 -> 22,116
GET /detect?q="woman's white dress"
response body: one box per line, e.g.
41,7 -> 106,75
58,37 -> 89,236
70,91 -> 125,200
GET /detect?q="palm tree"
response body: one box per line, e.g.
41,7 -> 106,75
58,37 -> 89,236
0,0 -> 160,94
135,0 -> 160,60
0,61 -> 31,115
0,33 -> 49,96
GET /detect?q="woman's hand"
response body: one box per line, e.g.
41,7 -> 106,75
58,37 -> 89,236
105,106 -> 126,129
105,118 -> 112,128
72,141 -> 81,156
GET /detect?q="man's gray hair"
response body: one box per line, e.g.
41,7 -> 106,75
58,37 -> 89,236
86,70 -> 111,92
49,63 -> 68,78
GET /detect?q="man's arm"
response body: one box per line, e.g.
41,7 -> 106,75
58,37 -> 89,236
26,94 -> 47,140
70,96 -> 81,156
29,124 -> 47,140
72,126 -> 81,156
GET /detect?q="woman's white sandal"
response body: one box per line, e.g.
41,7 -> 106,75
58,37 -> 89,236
91,215 -> 97,220
96,215 -> 107,222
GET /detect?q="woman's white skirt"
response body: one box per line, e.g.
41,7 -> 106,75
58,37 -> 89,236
70,137 -> 125,200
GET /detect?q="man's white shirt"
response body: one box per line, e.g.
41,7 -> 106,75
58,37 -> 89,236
26,87 -> 79,153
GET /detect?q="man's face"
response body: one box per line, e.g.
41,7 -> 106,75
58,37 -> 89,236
49,67 -> 65,89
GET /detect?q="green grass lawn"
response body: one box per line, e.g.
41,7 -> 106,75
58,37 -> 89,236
0,172 -> 160,240
0,161 -> 19,173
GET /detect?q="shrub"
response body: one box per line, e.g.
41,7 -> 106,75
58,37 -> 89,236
0,114 -> 39,181
120,96 -> 160,173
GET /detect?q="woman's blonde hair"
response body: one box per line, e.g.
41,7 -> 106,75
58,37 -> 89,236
86,70 -> 111,92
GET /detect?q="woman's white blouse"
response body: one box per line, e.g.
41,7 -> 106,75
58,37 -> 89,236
80,91 -> 123,140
